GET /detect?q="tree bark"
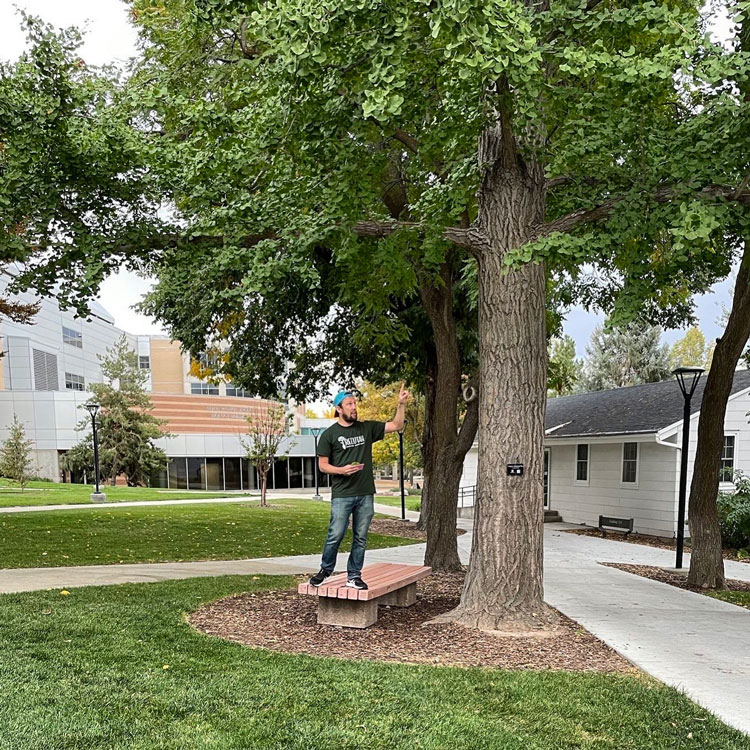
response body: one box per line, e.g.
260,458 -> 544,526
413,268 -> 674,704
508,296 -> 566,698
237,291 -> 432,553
416,260 -> 477,571
260,470 -> 268,507
687,244 -> 750,588
437,128 -> 557,631
415,353 -> 437,534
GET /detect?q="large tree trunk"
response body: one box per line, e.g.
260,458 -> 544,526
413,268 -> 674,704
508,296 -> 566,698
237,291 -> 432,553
688,245 -> 750,588
415,260 -> 478,571
437,128 -> 557,631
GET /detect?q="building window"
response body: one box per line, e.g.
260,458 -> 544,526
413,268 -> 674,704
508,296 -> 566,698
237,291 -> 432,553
65,373 -> 85,391
191,382 -> 219,395
622,442 -> 638,483
62,326 -> 83,348
720,436 -> 736,482
197,351 -> 220,369
33,349 -> 59,391
575,444 -> 589,482
139,355 -> 150,370
226,382 -> 254,398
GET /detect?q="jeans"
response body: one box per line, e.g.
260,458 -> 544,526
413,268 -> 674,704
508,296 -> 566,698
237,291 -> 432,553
320,495 -> 374,579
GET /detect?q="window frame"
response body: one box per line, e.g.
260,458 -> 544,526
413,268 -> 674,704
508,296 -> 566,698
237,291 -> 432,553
62,326 -> 83,349
138,355 -> 151,371
719,434 -> 737,484
190,382 -> 219,396
574,443 -> 589,485
64,372 -> 85,392
621,441 -> 639,485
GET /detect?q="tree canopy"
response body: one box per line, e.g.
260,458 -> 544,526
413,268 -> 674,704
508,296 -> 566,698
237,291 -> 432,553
4,1 -> 750,629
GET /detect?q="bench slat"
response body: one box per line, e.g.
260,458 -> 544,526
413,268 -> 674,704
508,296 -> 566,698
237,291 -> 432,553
298,563 -> 431,601
362,567 -> 431,601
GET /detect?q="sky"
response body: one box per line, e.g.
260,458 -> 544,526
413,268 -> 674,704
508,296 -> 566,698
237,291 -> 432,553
0,0 -> 739,358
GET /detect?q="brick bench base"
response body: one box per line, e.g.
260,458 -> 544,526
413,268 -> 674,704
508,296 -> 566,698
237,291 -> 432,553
298,563 -> 431,629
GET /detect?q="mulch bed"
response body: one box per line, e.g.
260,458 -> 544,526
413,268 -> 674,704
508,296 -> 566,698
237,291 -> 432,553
603,563 -> 750,595
189,571 -> 634,673
566,528 -> 749,563
367,518 -> 465,540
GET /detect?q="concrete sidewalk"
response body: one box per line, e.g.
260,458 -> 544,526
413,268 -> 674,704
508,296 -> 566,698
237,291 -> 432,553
1,508 -> 749,734
0,489 -> 405,514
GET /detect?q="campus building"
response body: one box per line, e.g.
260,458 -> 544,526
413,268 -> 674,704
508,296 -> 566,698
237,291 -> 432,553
0,274 -> 335,491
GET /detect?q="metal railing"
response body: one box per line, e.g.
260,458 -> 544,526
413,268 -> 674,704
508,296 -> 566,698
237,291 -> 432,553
458,484 -> 476,508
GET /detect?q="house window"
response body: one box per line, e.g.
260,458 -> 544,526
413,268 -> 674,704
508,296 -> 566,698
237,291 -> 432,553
622,442 -> 638,483
65,373 -> 85,391
191,382 -> 219,395
139,355 -> 150,370
575,444 -> 589,482
62,326 -> 83,348
720,436 -> 736,482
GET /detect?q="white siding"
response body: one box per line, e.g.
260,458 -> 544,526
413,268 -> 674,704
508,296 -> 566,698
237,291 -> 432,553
678,389 -> 750,494
546,439 -> 679,537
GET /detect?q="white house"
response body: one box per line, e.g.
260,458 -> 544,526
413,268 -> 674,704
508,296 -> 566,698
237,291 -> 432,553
460,371 -> 750,537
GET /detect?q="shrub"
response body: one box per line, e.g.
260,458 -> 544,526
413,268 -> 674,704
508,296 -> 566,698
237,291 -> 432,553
717,472 -> 750,550
407,488 -> 422,496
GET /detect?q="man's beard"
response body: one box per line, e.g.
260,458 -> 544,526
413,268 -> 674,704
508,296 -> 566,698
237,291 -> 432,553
341,412 -> 356,424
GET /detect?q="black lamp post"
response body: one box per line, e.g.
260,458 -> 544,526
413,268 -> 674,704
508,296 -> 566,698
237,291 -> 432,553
398,420 -> 408,521
672,366 -> 705,568
310,427 -> 322,500
84,402 -> 106,502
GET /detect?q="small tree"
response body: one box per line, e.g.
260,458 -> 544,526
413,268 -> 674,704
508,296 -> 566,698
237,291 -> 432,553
67,336 -> 170,486
0,415 -> 34,491
241,404 -> 290,507
547,336 -> 583,398
670,327 -> 711,370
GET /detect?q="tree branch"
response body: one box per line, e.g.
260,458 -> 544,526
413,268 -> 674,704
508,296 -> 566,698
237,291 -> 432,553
393,128 -> 419,154
536,184 -> 750,238
352,220 -> 488,252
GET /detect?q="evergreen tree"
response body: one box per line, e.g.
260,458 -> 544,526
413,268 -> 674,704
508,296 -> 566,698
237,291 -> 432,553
547,336 -> 583,398
0,415 -> 34,491
581,323 -> 671,392
66,336 -> 169,486
59,433 -> 97,483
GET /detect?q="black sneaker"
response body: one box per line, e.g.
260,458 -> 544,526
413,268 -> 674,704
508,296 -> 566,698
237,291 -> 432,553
309,569 -> 332,587
346,577 -> 368,590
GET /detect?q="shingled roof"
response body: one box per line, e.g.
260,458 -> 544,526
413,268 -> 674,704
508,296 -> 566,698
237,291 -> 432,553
545,370 -> 750,439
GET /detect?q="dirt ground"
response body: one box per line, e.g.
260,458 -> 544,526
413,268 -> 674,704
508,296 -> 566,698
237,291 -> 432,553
189,571 -> 634,673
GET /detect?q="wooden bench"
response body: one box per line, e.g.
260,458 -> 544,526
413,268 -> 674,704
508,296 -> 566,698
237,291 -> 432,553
598,515 -> 634,537
298,562 -> 431,629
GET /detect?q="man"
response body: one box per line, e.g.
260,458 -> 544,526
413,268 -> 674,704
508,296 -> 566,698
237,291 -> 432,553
309,385 -> 410,590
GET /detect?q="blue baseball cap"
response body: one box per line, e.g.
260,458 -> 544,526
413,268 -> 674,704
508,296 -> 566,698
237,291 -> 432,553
333,391 -> 355,407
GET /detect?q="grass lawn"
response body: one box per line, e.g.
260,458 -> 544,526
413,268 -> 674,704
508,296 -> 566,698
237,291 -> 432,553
708,590 -> 750,610
0,479 -> 238,507
0,500 -> 417,569
374,494 -> 422,512
1,576 -> 748,750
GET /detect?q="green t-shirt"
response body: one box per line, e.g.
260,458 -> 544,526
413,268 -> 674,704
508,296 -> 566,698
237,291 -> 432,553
317,420 -> 386,498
